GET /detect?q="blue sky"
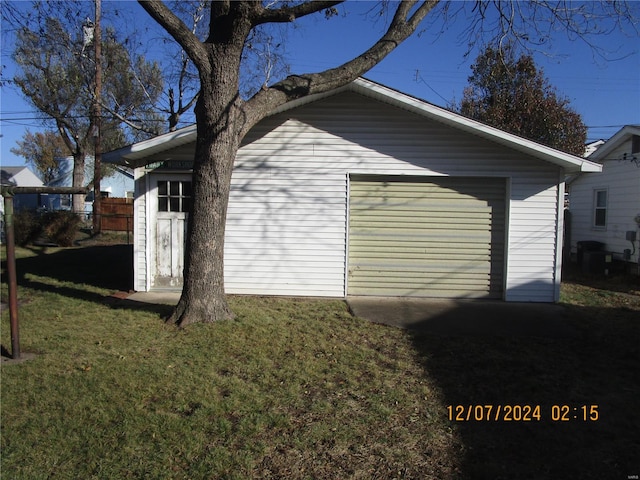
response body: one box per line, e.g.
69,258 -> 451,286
2,1 -> 639,171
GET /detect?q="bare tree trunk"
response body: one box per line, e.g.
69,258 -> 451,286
167,40 -> 247,326
167,121 -> 239,326
71,152 -> 86,215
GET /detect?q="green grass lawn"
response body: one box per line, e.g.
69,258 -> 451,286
2,244 -> 639,479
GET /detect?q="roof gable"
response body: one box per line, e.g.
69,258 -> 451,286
587,125 -> 640,163
104,77 -> 602,174
1,166 -> 44,187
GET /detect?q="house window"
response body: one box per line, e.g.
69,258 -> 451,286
158,180 -> 191,213
60,194 -> 71,209
593,189 -> 607,228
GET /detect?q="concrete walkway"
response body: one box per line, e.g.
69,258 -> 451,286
123,292 -> 579,338
126,291 -> 181,305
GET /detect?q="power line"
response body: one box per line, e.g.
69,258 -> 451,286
0,115 -> 168,124
413,70 -> 451,104
0,109 -> 633,131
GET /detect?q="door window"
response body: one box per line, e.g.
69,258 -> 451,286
158,180 -> 191,213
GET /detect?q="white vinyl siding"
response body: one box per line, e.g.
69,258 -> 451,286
224,173 -> 347,296
225,92 -> 561,300
505,179 -> 561,301
570,137 -> 640,265
133,169 -> 147,291
134,90 -> 564,301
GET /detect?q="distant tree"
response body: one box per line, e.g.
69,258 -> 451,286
455,44 -> 587,155
11,130 -> 70,183
100,27 -> 166,139
11,7 -> 163,213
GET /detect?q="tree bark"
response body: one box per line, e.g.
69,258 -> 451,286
167,126 -> 237,325
167,91 -> 244,325
166,6 -> 250,326
71,152 -> 86,215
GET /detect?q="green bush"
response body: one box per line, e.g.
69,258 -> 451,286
11,209 -> 82,247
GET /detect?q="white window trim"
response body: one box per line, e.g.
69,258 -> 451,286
592,188 -> 608,230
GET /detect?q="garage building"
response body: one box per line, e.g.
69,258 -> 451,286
105,78 -> 601,302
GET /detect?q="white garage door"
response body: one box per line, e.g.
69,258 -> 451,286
348,176 -> 506,298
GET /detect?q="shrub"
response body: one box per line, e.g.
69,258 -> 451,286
11,209 -> 82,247
13,209 -> 41,246
41,211 -> 82,247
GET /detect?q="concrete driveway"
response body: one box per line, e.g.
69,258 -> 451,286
347,297 -> 580,338
124,291 -> 579,338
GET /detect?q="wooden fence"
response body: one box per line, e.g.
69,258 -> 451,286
101,197 -> 133,233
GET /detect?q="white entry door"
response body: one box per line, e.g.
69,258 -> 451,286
150,175 -> 191,289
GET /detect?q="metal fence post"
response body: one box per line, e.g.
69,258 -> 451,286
3,194 -> 21,359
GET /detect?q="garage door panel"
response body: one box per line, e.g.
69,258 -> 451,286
348,284 -> 495,298
351,230 -> 497,241
351,180 -> 502,194
350,269 -> 494,279
348,176 -> 506,299
350,252 -> 498,263
350,234 -> 501,247
350,210 -> 496,222
351,201 -> 502,212
350,273 -> 495,283
350,249 -> 494,260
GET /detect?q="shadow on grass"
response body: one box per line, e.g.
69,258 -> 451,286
562,261 -> 640,295
408,301 -> 639,479
4,245 -> 173,317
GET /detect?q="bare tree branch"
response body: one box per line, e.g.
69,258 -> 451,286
252,0 -> 344,26
244,0 -> 439,133
138,0 -> 208,69
100,103 -> 160,136
458,0 -> 640,62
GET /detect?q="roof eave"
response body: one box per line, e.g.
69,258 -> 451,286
103,124 -> 197,168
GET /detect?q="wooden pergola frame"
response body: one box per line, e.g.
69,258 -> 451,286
2,186 -> 88,360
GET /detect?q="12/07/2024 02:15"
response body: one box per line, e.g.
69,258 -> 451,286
446,404 -> 599,422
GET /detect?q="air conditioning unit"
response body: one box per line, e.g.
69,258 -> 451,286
583,251 -> 613,275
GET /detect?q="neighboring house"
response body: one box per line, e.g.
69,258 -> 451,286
564,140 -> 605,198
568,125 -> 640,268
584,139 -> 606,158
0,165 -> 44,214
104,77 -> 601,302
44,156 -> 134,215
